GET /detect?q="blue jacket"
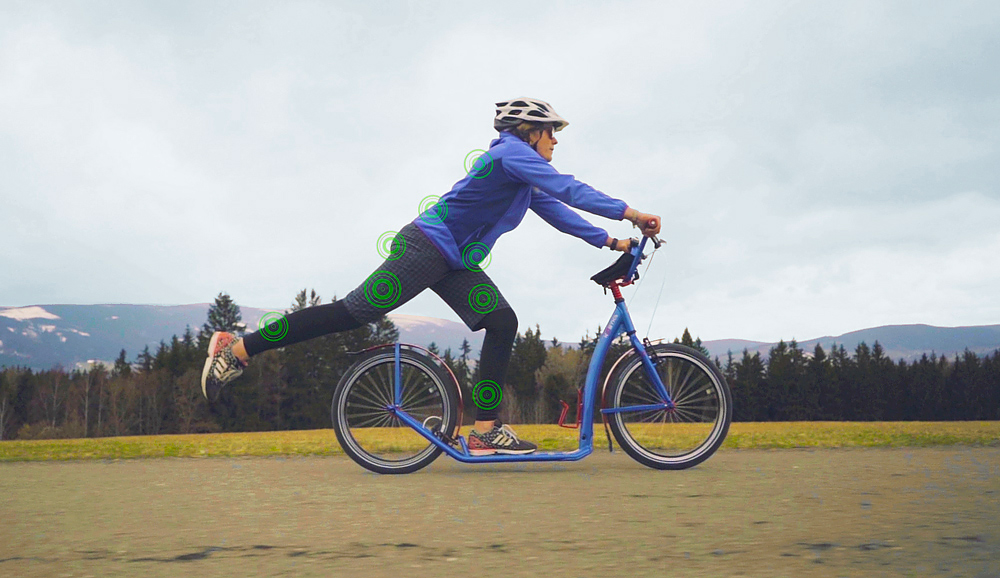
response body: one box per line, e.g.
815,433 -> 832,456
414,131 -> 629,270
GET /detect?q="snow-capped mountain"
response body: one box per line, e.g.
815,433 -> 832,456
2,304 -> 998,371
0,304 -> 485,371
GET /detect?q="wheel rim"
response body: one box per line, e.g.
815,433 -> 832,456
339,355 -> 450,469
613,352 -> 727,463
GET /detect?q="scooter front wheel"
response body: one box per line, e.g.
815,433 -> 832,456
606,344 -> 732,470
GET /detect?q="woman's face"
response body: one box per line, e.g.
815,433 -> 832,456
531,126 -> 558,162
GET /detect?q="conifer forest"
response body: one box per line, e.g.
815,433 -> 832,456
2,291 -> 998,440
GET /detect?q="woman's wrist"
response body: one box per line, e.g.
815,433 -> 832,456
623,207 -> 639,224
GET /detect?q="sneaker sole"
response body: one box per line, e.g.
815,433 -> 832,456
200,356 -> 213,399
201,331 -> 228,400
468,447 -> 536,456
207,331 -> 225,357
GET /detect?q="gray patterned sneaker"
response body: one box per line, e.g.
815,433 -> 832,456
201,331 -> 246,402
468,420 -> 537,456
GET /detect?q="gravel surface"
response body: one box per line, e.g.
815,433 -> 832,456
2,447 -> 998,577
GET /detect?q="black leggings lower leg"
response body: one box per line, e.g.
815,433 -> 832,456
242,300 -> 363,357
472,307 -> 518,422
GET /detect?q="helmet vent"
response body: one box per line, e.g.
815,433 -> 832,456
493,97 -> 568,132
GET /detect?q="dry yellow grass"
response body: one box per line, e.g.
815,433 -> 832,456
1,421 -> 998,462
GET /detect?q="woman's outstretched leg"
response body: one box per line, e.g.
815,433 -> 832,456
241,300 -> 362,358
201,300 -> 364,401
201,222 -> 452,402
228,300 -> 362,364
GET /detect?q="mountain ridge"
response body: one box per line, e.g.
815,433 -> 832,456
2,304 -> 998,370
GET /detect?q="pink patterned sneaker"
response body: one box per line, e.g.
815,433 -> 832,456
200,331 -> 246,402
467,420 -> 537,456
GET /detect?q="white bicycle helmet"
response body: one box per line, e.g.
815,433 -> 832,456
494,97 -> 569,132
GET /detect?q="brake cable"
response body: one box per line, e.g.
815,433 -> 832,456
624,240 -> 667,341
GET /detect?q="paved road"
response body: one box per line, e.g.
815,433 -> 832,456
2,447 -> 998,577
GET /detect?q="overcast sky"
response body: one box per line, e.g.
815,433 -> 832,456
2,0 -> 998,344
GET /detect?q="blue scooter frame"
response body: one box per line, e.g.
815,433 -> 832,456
382,235 -> 673,464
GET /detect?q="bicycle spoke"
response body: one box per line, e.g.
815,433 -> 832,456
336,352 -> 455,472
399,374 -> 433,410
357,367 -> 392,408
351,409 -> 395,429
612,348 -> 729,464
349,385 -> 391,414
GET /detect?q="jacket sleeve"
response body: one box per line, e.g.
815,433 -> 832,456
502,148 -> 629,221
529,188 -> 610,248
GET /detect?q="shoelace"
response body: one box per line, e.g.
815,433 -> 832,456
497,424 -> 521,443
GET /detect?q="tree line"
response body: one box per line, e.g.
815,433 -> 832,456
1,292 -> 998,440
724,340 -> 1000,422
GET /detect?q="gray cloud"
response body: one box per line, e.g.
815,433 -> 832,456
2,0 -> 998,344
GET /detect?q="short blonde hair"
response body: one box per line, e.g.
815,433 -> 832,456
509,121 -> 548,144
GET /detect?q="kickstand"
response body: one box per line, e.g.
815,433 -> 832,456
601,417 -> 614,453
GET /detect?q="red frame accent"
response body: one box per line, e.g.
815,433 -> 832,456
558,387 -> 583,429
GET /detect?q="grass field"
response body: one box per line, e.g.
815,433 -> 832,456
1,421 -> 999,462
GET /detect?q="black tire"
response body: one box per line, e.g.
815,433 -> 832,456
605,343 -> 732,470
331,346 -> 459,474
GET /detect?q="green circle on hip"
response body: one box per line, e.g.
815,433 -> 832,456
377,231 -> 406,261
364,271 -> 402,308
418,195 -> 448,224
258,312 -> 289,342
462,242 -> 492,271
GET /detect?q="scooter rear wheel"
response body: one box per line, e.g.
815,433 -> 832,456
331,346 -> 458,474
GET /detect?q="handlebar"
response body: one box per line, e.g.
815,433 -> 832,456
589,231 -> 662,288
625,233 -> 661,282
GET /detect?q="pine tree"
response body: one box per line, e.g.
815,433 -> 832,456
291,288 -> 322,312
733,350 -> 766,421
201,292 -> 243,340
135,346 -> 154,374
808,344 -> 832,420
112,349 -> 132,379
578,330 -> 595,357
506,324 -> 548,422
675,328 -> 711,357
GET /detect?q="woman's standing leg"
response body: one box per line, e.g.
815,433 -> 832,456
470,307 -> 518,426
430,268 -> 537,454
